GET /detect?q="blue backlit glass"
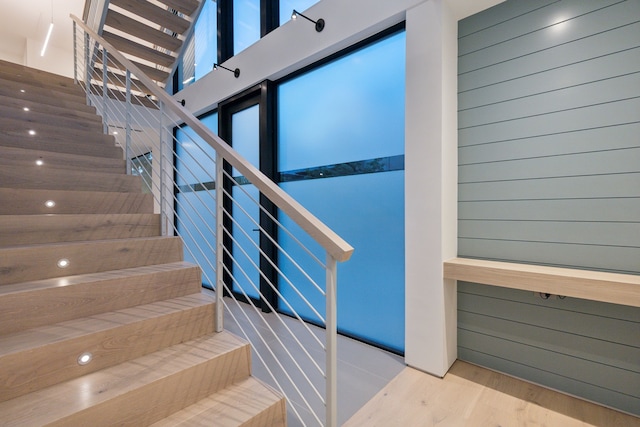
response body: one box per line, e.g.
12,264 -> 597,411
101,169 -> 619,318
234,0 -> 260,55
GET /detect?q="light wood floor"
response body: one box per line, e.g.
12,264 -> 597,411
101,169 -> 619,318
344,361 -> 640,427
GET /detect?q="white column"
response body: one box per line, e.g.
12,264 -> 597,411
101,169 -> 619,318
404,0 -> 458,377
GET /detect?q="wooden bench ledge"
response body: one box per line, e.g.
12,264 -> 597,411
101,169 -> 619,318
443,258 -> 640,308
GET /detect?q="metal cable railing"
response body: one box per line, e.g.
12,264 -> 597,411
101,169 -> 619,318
71,13 -> 353,427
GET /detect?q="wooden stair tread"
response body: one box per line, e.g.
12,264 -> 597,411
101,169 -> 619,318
0,293 -> 215,401
153,0 -> 200,16
0,93 -> 101,123
105,10 -> 183,53
0,332 -> 250,427
103,31 -> 176,69
0,188 -> 153,215
0,261 -> 201,335
0,103 -> 103,133
0,76 -> 86,104
0,59 -> 82,91
0,146 -> 125,175
0,164 -> 142,192
150,377 -> 286,427
95,55 -> 169,85
0,236 -> 183,285
0,213 -> 160,246
109,0 -> 191,35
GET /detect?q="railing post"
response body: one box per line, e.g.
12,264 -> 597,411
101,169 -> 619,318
102,47 -> 108,134
73,21 -> 78,84
326,253 -> 338,427
159,101 -> 167,236
84,32 -> 90,105
215,152 -> 224,333
125,70 -> 132,175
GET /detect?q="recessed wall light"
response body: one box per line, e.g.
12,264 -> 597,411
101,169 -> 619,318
28,130 -> 36,136
45,200 -> 56,208
23,107 -> 30,111
36,159 -> 44,166
57,258 -> 70,268
77,352 -> 93,365
113,131 -> 118,135
20,89 -> 25,93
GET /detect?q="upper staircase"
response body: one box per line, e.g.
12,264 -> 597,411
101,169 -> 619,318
0,59 -> 286,426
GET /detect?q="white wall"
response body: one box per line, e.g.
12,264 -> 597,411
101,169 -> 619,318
174,0 -> 460,376
25,38 -> 75,78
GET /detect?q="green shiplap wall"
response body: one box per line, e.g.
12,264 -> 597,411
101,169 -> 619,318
457,0 -> 640,415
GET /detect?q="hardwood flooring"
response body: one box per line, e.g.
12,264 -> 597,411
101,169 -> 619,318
344,361 -> 639,426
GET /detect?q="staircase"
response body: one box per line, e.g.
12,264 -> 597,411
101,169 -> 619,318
93,0 -> 202,93
0,60 -> 286,426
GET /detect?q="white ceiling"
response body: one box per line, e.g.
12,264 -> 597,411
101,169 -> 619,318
0,0 -> 85,63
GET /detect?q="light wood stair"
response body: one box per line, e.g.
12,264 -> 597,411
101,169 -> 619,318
0,62 -> 286,426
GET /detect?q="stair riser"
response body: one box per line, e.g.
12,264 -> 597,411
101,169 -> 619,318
0,116 -> 115,144
0,146 -> 125,175
109,0 -> 191,34
49,343 -> 251,427
0,264 -> 201,335
0,78 -> 87,108
0,60 -> 86,95
0,299 -> 215,402
0,237 -> 183,285
0,165 -> 141,192
0,94 -> 102,124
0,189 -> 154,215
104,10 -> 182,53
0,214 -> 160,247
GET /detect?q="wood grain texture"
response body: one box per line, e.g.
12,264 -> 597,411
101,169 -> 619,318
344,361 -> 640,427
0,103 -> 103,133
0,332 -> 251,427
0,188 -> 153,215
109,0 -> 191,34
0,59 -> 85,94
0,75 -> 86,105
444,258 -> 640,308
0,214 -> 160,246
103,31 -> 176,68
0,236 -> 183,285
0,93 -> 101,123
104,10 -> 183,53
150,377 -> 286,427
0,293 -> 215,401
152,0 -> 200,16
0,145 -> 125,175
0,262 -> 201,335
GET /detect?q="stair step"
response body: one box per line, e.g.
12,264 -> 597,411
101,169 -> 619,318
0,75 -> 86,105
0,236 -> 183,285
0,69 -> 86,99
109,0 -> 191,35
153,0 -> 200,16
0,164 -> 141,192
0,115 -> 116,145
0,133 -> 121,159
0,103 -> 103,133
94,68 -> 152,96
150,377 -> 287,427
0,293 -> 215,402
0,331 -> 250,426
0,93 -> 101,124
0,261 -> 201,335
0,213 -> 160,247
0,59 -> 85,95
103,31 -> 176,69
0,188 -> 153,215
105,10 -> 183,53
0,146 -> 125,175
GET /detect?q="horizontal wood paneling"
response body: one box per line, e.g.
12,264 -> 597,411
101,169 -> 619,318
457,0 -> 640,416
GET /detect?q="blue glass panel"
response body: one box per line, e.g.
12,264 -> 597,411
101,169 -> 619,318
176,190 -> 217,288
279,0 -> 320,25
231,105 -> 260,299
278,31 -> 406,171
279,171 -> 405,352
195,0 -> 217,81
175,113 -> 218,186
234,0 -> 260,55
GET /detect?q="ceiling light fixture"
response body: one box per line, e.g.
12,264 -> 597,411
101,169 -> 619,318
292,9 -> 325,32
40,0 -> 54,57
213,63 -> 240,78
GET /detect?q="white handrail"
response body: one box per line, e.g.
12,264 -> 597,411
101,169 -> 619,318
70,14 -> 354,263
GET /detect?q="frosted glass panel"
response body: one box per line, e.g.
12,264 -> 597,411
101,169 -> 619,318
231,105 -> 260,299
278,31 -> 406,171
195,0 -> 217,81
279,172 -> 406,352
279,0 -> 320,25
234,0 -> 260,55
175,113 -> 218,186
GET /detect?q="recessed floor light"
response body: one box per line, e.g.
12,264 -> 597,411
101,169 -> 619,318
77,352 -> 93,365
45,200 -> 56,208
57,258 -> 70,268
28,130 -> 36,136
